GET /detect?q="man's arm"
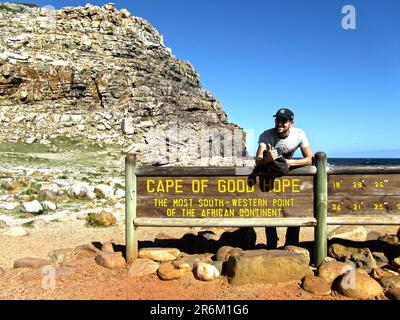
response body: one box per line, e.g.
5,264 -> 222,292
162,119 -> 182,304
286,146 -> 313,167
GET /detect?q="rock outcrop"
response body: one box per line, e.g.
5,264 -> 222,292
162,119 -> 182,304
0,2 -> 247,165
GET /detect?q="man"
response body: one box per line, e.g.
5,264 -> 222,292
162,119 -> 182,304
256,107 -> 313,249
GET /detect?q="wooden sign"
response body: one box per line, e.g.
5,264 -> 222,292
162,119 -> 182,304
136,176 -> 314,218
125,153 -> 400,266
328,174 -> 400,216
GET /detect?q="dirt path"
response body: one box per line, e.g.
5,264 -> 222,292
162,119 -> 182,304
0,221 -> 397,300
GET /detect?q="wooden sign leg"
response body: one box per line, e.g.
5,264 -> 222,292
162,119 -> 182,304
314,152 -> 328,267
125,154 -> 138,263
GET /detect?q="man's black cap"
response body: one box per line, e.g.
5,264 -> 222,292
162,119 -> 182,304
273,108 -> 294,120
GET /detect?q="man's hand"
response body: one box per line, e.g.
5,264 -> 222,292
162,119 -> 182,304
256,144 -> 279,165
265,143 -> 279,162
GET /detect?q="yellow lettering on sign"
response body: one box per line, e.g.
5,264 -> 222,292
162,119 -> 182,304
272,198 -> 294,207
200,208 -> 235,217
292,179 -> 301,193
352,203 -> 361,211
217,179 -> 255,193
192,179 -> 208,193
333,181 -> 342,189
238,208 -> 282,217
332,203 -> 342,211
352,181 -> 363,188
374,181 -> 385,188
146,179 -> 183,193
373,203 -> 384,210
198,198 -> 225,207
260,178 -> 301,193
172,198 -> 193,207
147,179 -> 155,192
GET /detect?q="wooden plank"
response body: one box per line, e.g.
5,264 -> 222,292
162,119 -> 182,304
327,215 -> 400,225
136,197 -> 314,218
328,195 -> 400,216
328,174 -> 400,195
134,165 -> 317,177
327,165 -> 400,175
134,217 -> 317,227
137,176 -> 314,196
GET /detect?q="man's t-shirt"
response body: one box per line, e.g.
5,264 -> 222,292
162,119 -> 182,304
258,127 -> 310,159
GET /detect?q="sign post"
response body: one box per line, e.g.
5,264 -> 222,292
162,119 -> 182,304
314,152 -> 328,267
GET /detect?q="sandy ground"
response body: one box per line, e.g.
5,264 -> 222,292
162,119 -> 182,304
0,220 -> 398,300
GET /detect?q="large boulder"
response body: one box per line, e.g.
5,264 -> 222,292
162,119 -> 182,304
139,248 -> 180,262
21,200 -> 43,213
128,258 -> 159,277
94,210 -> 117,227
317,261 -> 354,284
225,249 -> 313,286
215,246 -> 244,262
193,262 -> 220,281
157,261 -> 191,280
14,257 -> 51,269
95,251 -> 125,269
48,248 -> 78,265
328,243 -> 377,271
284,245 -> 311,265
301,275 -> 331,295
336,269 -> 383,299
328,225 -> 368,242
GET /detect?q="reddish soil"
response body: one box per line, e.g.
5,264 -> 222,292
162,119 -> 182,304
0,222 -> 397,300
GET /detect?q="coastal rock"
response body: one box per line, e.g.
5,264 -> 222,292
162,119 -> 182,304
301,275 -> 331,295
95,251 -> 125,269
336,269 -> 383,299
328,226 -> 368,242
2,226 -> 28,237
193,262 -> 220,281
157,261 -> 191,280
21,200 -> 43,213
328,243 -> 377,271
284,245 -> 311,265
128,258 -> 159,277
0,3 -> 246,166
215,246 -> 244,262
48,248 -> 78,265
226,249 -> 313,286
74,244 -> 102,259
14,257 -> 51,269
317,261 -> 354,284
139,248 -> 180,262
95,210 -> 117,226
30,218 -> 48,229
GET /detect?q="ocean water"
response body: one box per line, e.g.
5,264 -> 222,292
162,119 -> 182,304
327,158 -> 400,166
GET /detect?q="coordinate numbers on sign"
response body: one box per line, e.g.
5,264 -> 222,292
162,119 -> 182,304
332,180 -> 389,189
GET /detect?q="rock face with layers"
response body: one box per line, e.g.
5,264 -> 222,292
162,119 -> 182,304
0,2 -> 247,165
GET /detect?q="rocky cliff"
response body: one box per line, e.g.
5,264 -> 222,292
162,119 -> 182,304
0,2 -> 247,165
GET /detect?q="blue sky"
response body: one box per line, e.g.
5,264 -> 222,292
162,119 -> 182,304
28,0 -> 400,157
